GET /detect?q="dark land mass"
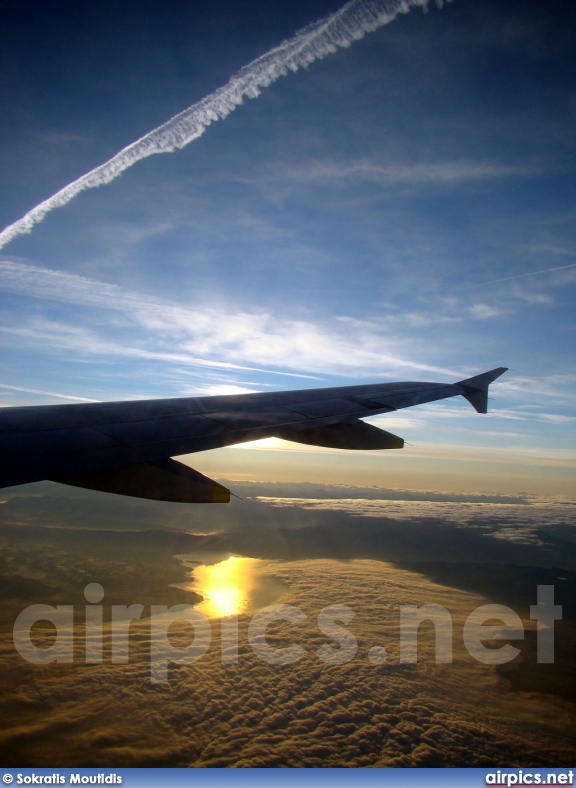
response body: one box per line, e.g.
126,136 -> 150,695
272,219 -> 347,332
400,561 -> 576,703
0,522 -> 202,636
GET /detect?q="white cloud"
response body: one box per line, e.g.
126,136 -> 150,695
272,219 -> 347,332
257,495 -> 571,538
509,288 -> 552,306
1,259 -> 460,380
366,415 -> 427,430
469,303 -> 505,320
180,384 -> 261,396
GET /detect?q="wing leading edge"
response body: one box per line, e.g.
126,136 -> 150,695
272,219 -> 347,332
0,367 -> 507,503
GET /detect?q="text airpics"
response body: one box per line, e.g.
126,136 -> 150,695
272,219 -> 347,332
485,772 -> 575,787
12,583 -> 561,684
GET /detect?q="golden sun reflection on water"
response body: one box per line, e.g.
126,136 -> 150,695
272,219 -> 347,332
191,556 -> 271,618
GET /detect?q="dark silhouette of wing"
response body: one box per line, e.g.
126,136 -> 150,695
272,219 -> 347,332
0,367 -> 507,503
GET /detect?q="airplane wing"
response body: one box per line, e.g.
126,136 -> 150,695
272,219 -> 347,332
0,367 -> 507,503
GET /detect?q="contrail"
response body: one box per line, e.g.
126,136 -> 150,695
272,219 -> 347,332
0,0 -> 432,251
0,383 -> 101,402
468,262 -> 576,288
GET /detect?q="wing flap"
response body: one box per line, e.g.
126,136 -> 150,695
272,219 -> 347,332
50,457 -> 230,503
277,420 -> 404,450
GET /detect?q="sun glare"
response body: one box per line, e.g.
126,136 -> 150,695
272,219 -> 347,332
192,556 -> 261,618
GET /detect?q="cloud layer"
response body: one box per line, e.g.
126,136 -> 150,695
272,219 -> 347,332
1,553 -> 574,767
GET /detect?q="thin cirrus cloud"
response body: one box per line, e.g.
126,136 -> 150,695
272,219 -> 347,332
1,258 -> 459,379
0,0 -> 434,252
496,374 -> 576,404
249,441 -> 576,468
3,320 -> 313,379
265,159 -> 533,187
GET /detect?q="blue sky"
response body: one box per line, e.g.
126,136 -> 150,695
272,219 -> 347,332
1,0 -> 575,493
